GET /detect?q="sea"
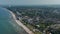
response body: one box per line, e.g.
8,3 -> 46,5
0,7 -> 28,34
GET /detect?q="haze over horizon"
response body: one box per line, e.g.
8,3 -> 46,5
0,0 -> 60,6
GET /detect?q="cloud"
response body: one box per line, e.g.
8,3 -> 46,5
0,0 -> 60,5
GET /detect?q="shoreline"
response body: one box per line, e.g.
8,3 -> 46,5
9,11 -> 34,34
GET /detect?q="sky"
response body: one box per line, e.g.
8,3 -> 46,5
0,0 -> 60,6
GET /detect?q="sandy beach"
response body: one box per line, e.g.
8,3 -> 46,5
9,11 -> 34,34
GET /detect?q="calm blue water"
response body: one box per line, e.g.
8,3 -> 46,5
0,7 -> 28,34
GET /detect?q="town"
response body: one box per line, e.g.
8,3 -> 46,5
7,7 -> 60,34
